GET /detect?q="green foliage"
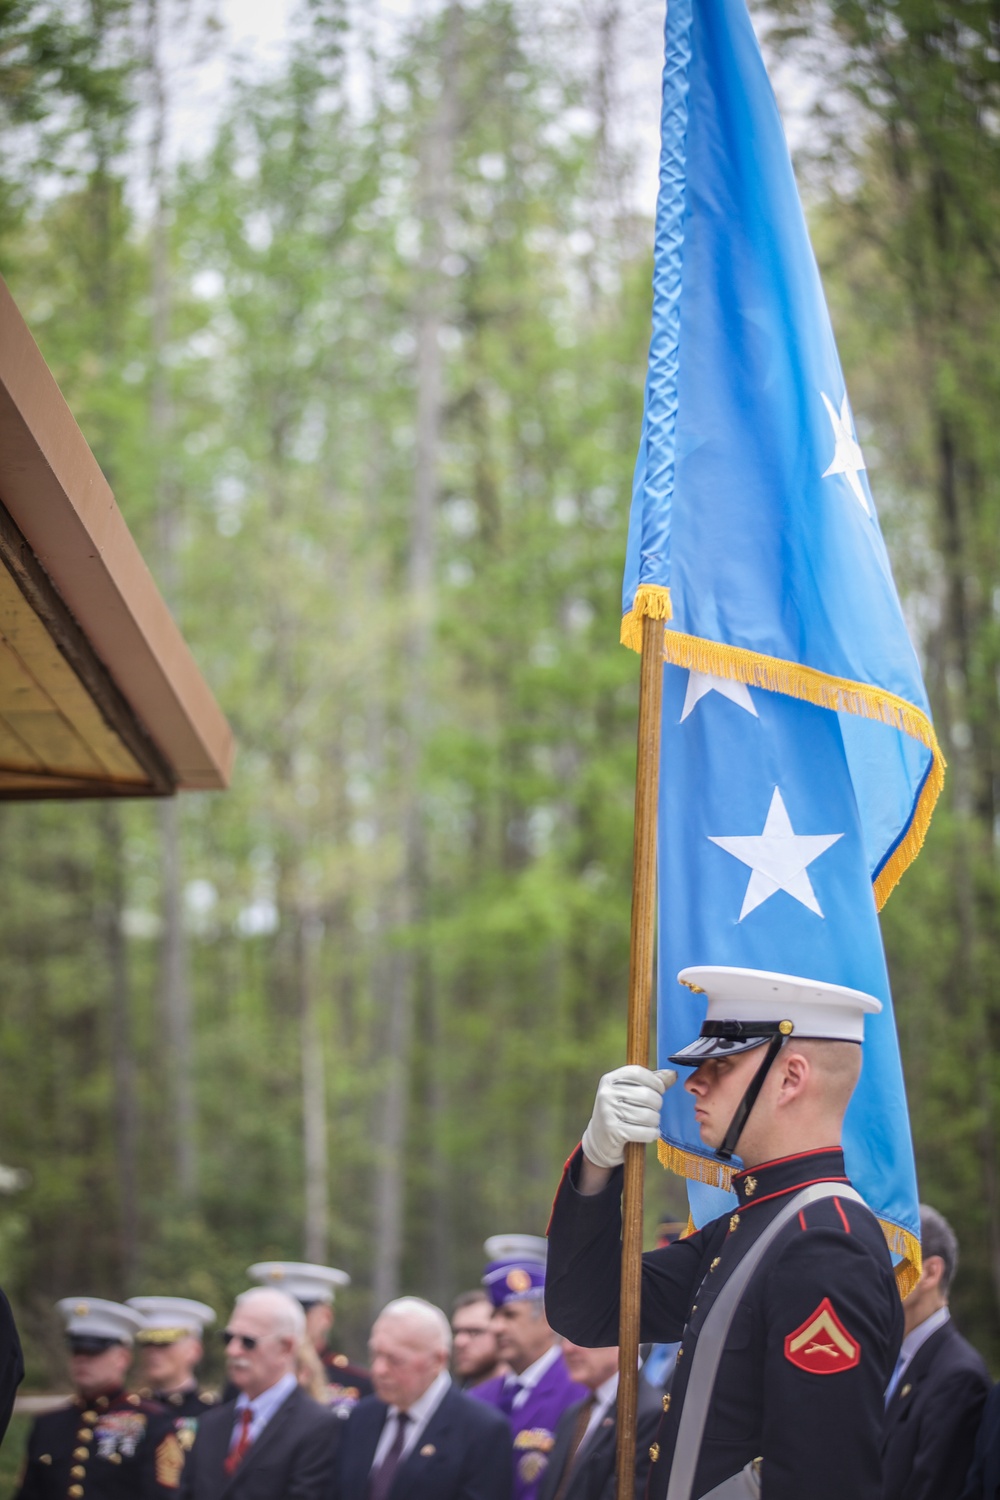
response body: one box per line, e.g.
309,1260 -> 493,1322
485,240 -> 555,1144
1,0 -> 999,1399
0,0 -> 659,1382
770,0 -> 1000,1365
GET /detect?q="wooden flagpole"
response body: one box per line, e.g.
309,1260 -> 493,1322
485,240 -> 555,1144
615,611 -> 665,1500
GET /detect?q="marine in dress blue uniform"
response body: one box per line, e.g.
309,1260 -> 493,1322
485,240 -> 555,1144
128,1297 -> 219,1454
14,1298 -> 182,1500
545,968 -> 905,1500
469,1235 -> 588,1500
247,1260 -> 372,1417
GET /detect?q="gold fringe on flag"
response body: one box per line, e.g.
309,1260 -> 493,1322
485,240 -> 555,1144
658,1140 -> 922,1298
620,584 -> 673,652
656,629 -> 946,909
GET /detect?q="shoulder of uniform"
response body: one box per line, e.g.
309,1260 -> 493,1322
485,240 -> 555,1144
30,1401 -> 75,1432
199,1389 -> 219,1406
135,1395 -> 170,1415
786,1191 -> 882,1236
768,1198 -> 895,1291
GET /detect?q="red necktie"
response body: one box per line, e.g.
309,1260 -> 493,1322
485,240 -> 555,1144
225,1408 -> 254,1475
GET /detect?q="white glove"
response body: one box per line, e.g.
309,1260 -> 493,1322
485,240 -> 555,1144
581,1065 -> 677,1170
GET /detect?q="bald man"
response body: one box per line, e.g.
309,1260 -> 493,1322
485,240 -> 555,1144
179,1288 -> 339,1500
546,968 -> 904,1500
335,1297 -> 513,1500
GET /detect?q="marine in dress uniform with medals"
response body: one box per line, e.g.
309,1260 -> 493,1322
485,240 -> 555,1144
128,1297 -> 218,1455
14,1298 -> 183,1500
469,1235 -> 588,1500
545,968 -> 905,1500
247,1262 -> 372,1417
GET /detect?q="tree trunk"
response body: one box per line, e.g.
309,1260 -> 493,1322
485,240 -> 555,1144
300,909 -> 329,1262
100,804 -> 140,1288
147,0 -> 197,1206
370,2 -> 460,1315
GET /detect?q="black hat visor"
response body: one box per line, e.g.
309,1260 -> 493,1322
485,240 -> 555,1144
67,1334 -> 122,1356
667,1021 -> 785,1068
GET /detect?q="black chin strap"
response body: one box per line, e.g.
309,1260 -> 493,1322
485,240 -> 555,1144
715,1033 -> 787,1163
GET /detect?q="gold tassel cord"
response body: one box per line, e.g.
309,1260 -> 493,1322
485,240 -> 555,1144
658,1139 -> 734,1192
655,629 -> 946,909
657,1141 -> 922,1300
620,584 -> 673,652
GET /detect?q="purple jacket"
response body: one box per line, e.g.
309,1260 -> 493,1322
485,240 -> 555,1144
470,1352 -> 588,1500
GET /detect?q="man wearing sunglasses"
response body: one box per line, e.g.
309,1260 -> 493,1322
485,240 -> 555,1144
247,1261 -> 372,1417
178,1287 -> 340,1500
14,1297 -> 182,1498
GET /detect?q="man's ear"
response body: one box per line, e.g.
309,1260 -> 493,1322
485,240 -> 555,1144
922,1254 -> 946,1293
777,1047 -> 810,1099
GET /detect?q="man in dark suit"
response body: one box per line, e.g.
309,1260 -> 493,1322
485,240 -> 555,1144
180,1286 -> 339,1500
882,1204 -> 990,1500
335,1296 -> 512,1500
536,1340 -> 662,1500
961,1381 -> 1000,1500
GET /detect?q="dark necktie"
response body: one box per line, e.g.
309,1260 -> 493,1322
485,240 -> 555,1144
552,1394 -> 598,1500
224,1407 -> 254,1475
497,1378 -> 523,1416
368,1410 -> 410,1500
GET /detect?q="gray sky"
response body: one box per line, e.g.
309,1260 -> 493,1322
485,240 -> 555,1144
158,0 -> 813,221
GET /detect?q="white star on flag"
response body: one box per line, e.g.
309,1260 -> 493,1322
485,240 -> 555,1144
821,390 -> 870,515
680,671 -> 758,722
709,786 -> 843,922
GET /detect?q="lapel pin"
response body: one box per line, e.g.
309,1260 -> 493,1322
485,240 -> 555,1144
420,1444 -> 436,1457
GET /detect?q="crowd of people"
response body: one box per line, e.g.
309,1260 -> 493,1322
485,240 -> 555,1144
5,1207 -> 999,1500
4,965 -> 1000,1499
3,1239 -> 659,1500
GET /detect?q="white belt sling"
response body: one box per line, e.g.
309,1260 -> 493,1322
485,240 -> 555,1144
664,1181 -> 866,1500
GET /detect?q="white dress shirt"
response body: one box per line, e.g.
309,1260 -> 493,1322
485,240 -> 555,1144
578,1371 -> 619,1453
506,1343 -> 561,1413
230,1370 -> 298,1449
885,1305 -> 950,1402
370,1369 -> 452,1470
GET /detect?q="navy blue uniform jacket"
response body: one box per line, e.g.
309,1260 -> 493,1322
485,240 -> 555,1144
545,1145 -> 903,1500
334,1382 -> 513,1500
881,1317 -> 989,1500
179,1386 -> 340,1500
15,1391 -> 179,1500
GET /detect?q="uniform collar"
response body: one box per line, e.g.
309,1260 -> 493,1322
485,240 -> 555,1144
75,1389 -> 121,1410
731,1146 -> 848,1208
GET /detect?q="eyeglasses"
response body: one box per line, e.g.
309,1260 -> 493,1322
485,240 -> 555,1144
219,1330 -> 258,1351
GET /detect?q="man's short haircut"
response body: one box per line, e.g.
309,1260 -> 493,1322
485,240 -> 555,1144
453,1290 -> 492,1314
377,1296 -> 452,1353
234,1286 -> 306,1342
919,1204 -> 959,1295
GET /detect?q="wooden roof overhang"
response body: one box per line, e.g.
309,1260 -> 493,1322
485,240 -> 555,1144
0,276 -> 233,799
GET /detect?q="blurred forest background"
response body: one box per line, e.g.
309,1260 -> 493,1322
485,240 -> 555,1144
0,0 -> 998,1434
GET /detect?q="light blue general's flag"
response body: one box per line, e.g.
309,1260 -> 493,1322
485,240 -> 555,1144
623,0 -> 945,1288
